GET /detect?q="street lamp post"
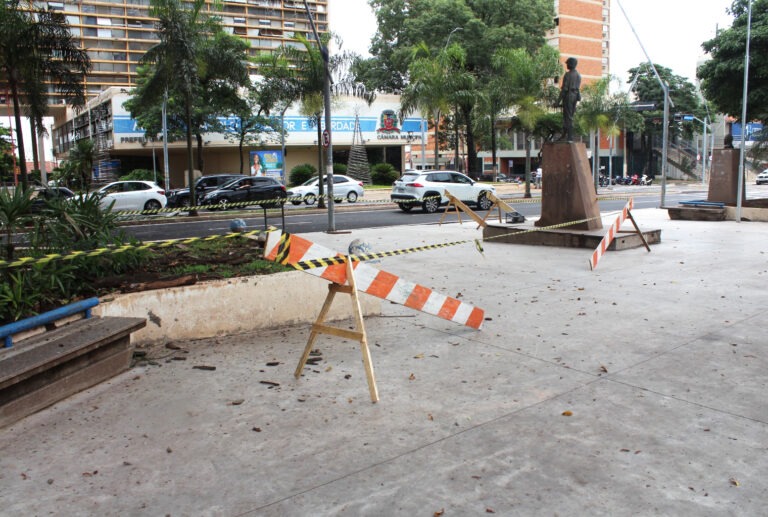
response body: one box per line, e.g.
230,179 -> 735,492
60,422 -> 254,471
736,0 -> 753,223
303,0 -> 335,232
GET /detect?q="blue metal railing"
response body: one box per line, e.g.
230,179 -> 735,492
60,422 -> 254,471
0,297 -> 99,348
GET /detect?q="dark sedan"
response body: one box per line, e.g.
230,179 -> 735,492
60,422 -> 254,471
200,176 -> 287,209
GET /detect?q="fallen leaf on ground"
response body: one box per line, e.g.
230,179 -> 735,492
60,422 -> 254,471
562,410 -> 573,416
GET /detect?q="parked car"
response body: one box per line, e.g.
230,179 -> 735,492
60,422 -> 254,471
200,176 -> 287,209
391,170 -> 496,213
479,172 -> 511,183
30,186 -> 75,212
89,180 -> 167,211
756,170 -> 768,185
287,174 -> 365,205
166,174 -> 247,207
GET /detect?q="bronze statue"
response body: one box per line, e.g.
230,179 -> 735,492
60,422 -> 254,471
557,57 -> 581,142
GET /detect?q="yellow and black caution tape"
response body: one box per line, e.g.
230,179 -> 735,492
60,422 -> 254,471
107,191 -> 649,218
277,213 -> 609,272
4,191 -> 636,270
0,230 -> 262,270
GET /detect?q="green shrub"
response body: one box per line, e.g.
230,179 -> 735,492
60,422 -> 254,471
121,168 -> 162,186
333,163 -> 348,175
289,164 -> 317,186
371,163 -> 398,185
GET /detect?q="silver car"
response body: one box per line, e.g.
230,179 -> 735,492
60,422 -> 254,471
391,170 -> 495,213
287,175 -> 365,205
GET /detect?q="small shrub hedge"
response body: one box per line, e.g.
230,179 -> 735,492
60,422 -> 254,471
371,163 -> 398,185
289,164 -> 317,186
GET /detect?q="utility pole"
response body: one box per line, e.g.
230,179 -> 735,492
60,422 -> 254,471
736,0 -> 753,222
303,1 -> 335,232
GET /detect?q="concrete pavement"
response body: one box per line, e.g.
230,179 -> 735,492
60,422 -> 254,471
0,206 -> 766,516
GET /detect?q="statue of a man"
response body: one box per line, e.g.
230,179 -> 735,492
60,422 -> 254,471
557,57 -> 581,142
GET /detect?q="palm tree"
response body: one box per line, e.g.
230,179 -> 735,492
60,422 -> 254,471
0,0 -> 90,189
575,76 -> 614,189
493,46 -> 561,197
401,42 -> 458,170
265,34 -> 373,208
139,0 -> 216,214
66,139 -> 95,192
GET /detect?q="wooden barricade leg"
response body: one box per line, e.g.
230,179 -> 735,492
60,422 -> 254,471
626,210 -> 651,252
294,257 -> 379,403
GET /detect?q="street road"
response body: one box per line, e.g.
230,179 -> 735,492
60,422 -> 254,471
122,187 -> 710,242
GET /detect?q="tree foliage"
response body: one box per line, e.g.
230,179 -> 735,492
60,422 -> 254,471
698,0 -> 768,123
492,45 -> 561,195
125,0 -> 249,209
0,0 -> 90,188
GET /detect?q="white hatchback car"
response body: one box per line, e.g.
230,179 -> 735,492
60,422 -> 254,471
287,175 -> 365,205
391,170 -> 495,213
92,180 -> 167,211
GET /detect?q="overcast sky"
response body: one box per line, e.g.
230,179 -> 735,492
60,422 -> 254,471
328,0 -> 736,90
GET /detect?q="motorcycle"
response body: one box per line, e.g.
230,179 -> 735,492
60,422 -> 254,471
630,174 -> 640,186
640,174 -> 653,186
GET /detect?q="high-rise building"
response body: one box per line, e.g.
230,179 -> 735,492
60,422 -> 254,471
29,0 -> 329,103
548,0 -> 609,82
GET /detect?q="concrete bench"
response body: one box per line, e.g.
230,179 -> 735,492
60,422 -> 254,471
0,303 -> 145,428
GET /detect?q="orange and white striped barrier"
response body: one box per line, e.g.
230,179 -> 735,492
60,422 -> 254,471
589,198 -> 634,270
265,230 -> 485,329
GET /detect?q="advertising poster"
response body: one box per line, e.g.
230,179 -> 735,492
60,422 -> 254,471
250,150 -> 284,182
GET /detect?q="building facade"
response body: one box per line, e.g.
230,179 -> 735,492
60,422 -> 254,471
55,88 -> 425,188
32,0 -> 328,103
476,0 -> 612,177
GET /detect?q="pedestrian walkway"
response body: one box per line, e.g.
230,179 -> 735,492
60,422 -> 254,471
0,208 -> 765,515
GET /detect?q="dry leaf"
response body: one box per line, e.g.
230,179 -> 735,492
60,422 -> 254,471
414,353 -> 424,359
325,366 -> 333,372
434,509 -> 445,517
427,413 -> 434,421
730,478 -> 740,486
409,373 -> 416,381
562,410 -> 573,416
486,508 -> 496,513
599,365 -> 608,373
229,399 -> 245,406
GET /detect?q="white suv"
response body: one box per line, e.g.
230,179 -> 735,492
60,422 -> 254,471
391,170 -> 495,213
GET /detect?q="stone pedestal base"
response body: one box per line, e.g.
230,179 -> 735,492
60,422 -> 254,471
536,142 -> 602,231
708,149 -> 746,205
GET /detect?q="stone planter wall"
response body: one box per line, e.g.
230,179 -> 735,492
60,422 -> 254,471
94,271 -> 381,346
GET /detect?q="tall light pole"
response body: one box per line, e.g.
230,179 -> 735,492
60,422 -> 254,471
616,0 -> 673,207
736,0 -> 753,222
303,0 -> 335,232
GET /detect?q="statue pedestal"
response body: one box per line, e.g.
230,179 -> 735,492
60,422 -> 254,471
708,149 -> 746,205
535,142 -> 602,231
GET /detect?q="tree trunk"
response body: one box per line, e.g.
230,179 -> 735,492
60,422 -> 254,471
454,108 -> 460,171
10,80 -> 28,189
315,117 -> 325,208
185,97 -> 197,216
433,111 -> 440,169
490,113 -> 497,181
462,105 -> 478,179
524,132 -> 532,198
195,132 -> 204,175
30,118 -> 40,176
238,128 -> 245,175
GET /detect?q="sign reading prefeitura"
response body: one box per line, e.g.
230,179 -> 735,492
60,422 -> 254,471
110,93 -> 425,148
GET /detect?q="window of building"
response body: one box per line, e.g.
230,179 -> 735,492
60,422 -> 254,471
233,26 -> 247,35
48,2 -> 64,10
